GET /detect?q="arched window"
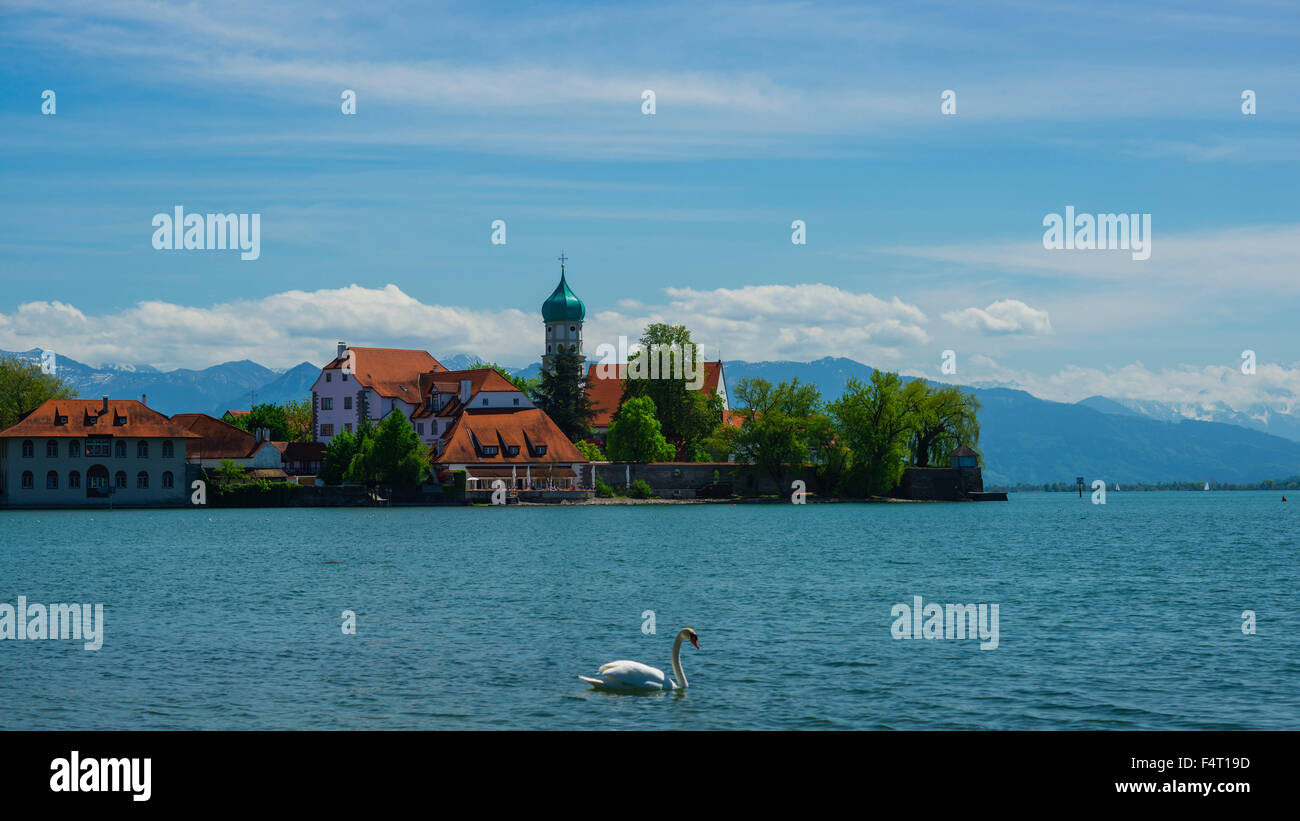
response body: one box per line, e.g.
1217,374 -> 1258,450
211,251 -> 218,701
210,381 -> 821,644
21,440 -> 33,458
21,471 -> 34,489
114,471 -> 127,489
46,471 -> 58,489
69,471 -> 81,489
136,471 -> 149,489
46,440 -> 58,458
161,471 -> 174,489
162,440 -> 174,458
69,440 -> 80,458
114,441 -> 126,458
137,440 -> 149,458
547,345 -> 552,353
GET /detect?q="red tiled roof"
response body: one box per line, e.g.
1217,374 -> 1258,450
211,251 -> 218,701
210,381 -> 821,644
278,441 -> 325,460
223,409 -> 250,418
438,408 -> 587,465
171,413 -> 259,458
0,399 -> 200,439
413,368 -> 525,419
585,364 -> 627,428
323,348 -> 444,399
722,409 -> 749,429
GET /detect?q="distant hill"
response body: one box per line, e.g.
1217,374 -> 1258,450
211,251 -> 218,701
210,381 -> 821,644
7,348 -> 1298,485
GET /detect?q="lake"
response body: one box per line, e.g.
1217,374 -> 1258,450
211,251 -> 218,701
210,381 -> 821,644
1,491 -> 1296,729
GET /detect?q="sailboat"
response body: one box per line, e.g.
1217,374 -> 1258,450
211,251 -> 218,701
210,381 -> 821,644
1204,482 -> 1210,491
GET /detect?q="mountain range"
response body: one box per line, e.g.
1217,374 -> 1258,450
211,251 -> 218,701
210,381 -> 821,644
5,349 -> 1298,485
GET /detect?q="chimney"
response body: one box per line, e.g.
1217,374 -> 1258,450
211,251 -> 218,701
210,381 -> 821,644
337,341 -> 347,360
100,395 -> 108,414
141,393 -> 147,406
459,379 -> 472,404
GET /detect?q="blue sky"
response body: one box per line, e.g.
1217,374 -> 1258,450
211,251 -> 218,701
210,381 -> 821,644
1,0 -> 1298,410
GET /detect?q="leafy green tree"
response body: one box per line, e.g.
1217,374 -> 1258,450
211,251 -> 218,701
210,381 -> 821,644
830,371 -> 926,496
606,396 -> 676,462
531,348 -> 594,441
282,399 -> 314,442
0,355 -> 77,430
214,458 -> 248,483
223,402 -> 294,441
319,429 -> 360,484
346,411 -> 430,485
619,323 -> 721,460
908,384 -> 981,467
575,440 -> 606,461
728,378 -> 829,490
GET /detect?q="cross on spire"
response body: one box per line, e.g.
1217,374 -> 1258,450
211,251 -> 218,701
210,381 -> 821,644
558,250 -> 568,272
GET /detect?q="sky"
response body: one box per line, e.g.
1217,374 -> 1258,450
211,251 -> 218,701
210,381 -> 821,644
1,0 -> 1298,410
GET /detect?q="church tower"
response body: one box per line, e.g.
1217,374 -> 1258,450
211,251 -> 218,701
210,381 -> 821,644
541,251 -> 586,373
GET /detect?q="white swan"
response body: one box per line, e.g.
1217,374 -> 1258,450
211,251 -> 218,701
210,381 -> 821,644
579,627 -> 699,691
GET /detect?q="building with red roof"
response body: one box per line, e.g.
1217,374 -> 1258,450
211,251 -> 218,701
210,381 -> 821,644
584,360 -> 730,440
0,397 -> 197,508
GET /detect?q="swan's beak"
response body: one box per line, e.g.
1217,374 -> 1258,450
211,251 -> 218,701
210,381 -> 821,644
689,635 -> 700,649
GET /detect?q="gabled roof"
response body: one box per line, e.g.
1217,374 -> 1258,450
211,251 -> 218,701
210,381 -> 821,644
413,368 -> 525,419
171,413 -> 260,458
950,445 -> 979,458
0,399 -> 199,439
321,348 -> 444,399
438,408 -> 586,465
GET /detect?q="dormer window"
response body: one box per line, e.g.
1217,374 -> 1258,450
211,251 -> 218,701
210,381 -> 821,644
506,445 -> 520,457
534,445 -> 547,456
55,415 -> 68,425
114,415 -> 127,425
480,445 -> 498,457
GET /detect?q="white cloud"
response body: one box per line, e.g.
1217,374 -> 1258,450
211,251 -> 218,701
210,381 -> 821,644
0,282 -> 929,371
942,299 -> 1051,336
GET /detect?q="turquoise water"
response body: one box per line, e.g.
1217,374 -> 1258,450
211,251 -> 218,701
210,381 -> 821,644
1,492 -> 1296,730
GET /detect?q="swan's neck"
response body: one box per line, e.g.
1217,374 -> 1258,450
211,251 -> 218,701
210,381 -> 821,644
671,633 -> 688,689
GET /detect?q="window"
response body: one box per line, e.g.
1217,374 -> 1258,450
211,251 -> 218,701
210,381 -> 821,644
326,372 -> 332,382
69,471 -> 81,489
547,345 -> 552,354
344,396 -> 352,410
47,440 -> 58,458
321,424 -> 334,437
88,471 -> 106,490
162,471 -> 174,489
162,440 -> 174,458
21,471 -> 33,489
547,326 -> 553,336
114,471 -> 127,488
513,397 -> 520,405
46,471 -> 58,489
341,373 -> 348,382
322,398 -> 333,410
569,326 -> 576,332
114,441 -> 126,458
482,398 -> 489,406
114,415 -> 127,425
534,445 -> 547,456
21,440 -> 33,458
69,440 -> 80,458
85,439 -> 110,457
343,423 -> 352,433
137,471 -> 149,489
506,446 -> 520,457
416,423 -> 424,435
480,446 -> 498,457
137,440 -> 149,458
55,415 -> 68,425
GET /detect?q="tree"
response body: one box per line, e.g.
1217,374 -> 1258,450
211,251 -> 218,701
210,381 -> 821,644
605,396 -> 676,462
319,429 -> 361,485
619,323 -> 722,459
470,360 -> 537,393
213,458 -> 248,483
575,440 -> 606,461
830,371 -> 926,496
0,355 -> 77,430
346,411 -> 430,485
223,402 -> 294,441
908,384 -> 981,467
531,348 -> 595,441
282,399 -> 313,442
728,377 -> 830,491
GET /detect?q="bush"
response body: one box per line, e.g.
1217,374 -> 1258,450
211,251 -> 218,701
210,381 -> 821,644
595,477 -> 615,498
210,479 -> 302,507
628,479 -> 654,499
575,440 -> 606,461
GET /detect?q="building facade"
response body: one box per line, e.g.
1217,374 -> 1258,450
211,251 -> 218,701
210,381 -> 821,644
0,398 -> 196,508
